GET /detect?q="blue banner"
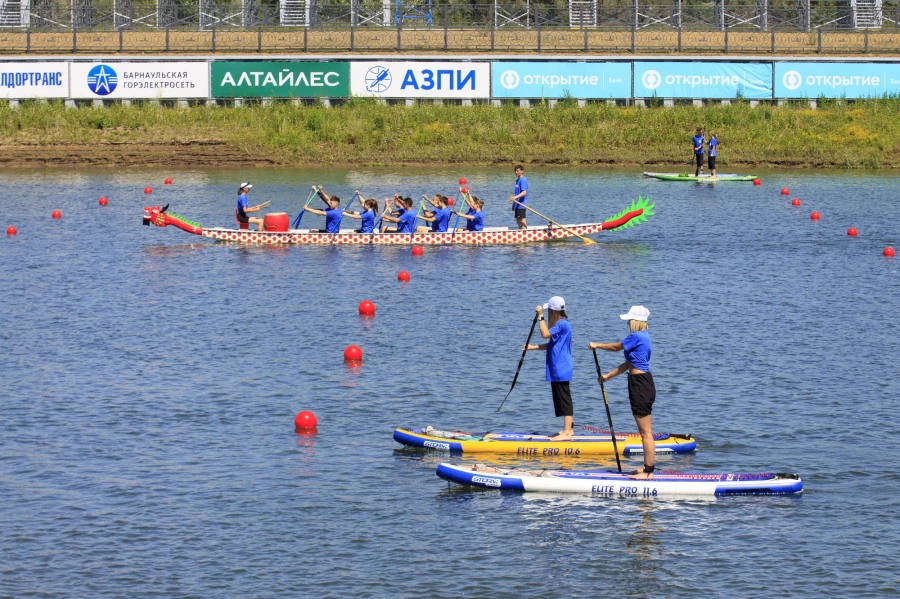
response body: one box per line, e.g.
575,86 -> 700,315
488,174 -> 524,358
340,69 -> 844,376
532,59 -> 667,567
633,62 -> 772,99
775,62 -> 900,98
492,62 -> 631,99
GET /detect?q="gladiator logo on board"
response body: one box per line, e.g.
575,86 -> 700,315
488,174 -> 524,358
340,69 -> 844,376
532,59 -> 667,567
641,69 -> 662,90
782,70 -> 803,91
423,441 -> 451,450
472,476 -> 502,487
87,64 -> 118,96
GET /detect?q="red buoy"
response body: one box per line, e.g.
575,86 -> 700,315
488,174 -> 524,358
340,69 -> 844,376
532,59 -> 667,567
461,187 -> 469,194
446,197 -> 454,206
6,225 -> 17,235
411,245 -> 423,256
753,178 -> 761,186
781,188 -> 790,195
884,247 -> 896,257
98,197 -> 108,206
459,178 -> 467,185
810,211 -> 821,220
164,178 -> 173,185
847,227 -> 858,236
398,270 -> 410,282
294,410 -> 317,429
52,210 -> 62,219
358,300 -> 375,316
343,345 -> 362,361
791,199 -> 801,206
143,187 -> 152,194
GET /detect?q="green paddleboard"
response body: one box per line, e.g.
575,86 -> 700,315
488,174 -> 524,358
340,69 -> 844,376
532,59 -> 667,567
643,172 -> 757,182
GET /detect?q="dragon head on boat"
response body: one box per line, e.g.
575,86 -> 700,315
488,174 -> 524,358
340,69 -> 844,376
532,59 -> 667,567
142,204 -> 203,235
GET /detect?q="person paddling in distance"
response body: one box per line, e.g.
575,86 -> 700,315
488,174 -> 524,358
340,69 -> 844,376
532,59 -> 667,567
707,131 -> 718,179
453,195 -> 485,232
341,193 -> 380,234
508,164 -> 528,229
380,195 -> 417,233
236,182 -> 266,232
303,185 -> 343,234
588,305 -> 656,479
692,128 -> 706,177
524,297 -> 574,441
416,194 -> 451,233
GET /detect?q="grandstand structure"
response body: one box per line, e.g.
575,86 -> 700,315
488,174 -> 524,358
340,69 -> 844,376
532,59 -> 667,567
0,0 -> 890,30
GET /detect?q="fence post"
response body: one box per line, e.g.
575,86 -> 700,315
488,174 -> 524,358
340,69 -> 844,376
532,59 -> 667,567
817,27 -> 821,54
351,23 -> 355,51
26,26 -> 30,53
724,24 -> 728,53
119,28 -> 123,53
212,16 -> 216,53
443,3 -> 448,51
864,28 -> 868,53
583,20 -> 587,52
771,26 -> 775,54
536,6 -> 541,53
303,26 -> 307,53
258,24 -> 262,53
490,9 -> 495,51
631,10 -> 636,53
677,23 -> 681,52
166,26 -> 170,52
72,22 -> 76,53
397,5 -> 402,51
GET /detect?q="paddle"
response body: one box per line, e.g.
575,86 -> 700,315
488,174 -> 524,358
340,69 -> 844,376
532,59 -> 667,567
291,187 -> 319,229
409,200 -> 424,239
510,199 -> 597,245
592,348 -> 622,472
497,312 -> 540,412
450,187 -> 469,236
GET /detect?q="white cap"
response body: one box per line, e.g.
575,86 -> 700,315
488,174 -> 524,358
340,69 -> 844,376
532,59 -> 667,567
239,182 -> 253,190
620,305 -> 650,322
543,296 -> 566,311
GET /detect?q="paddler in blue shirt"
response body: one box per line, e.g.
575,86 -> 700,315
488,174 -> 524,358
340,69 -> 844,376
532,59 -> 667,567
303,185 -> 343,234
589,305 -> 656,479
340,190 -> 379,233
692,128 -> 706,177
453,196 -> 485,232
380,196 -> 417,233
235,182 -> 265,231
707,131 -> 718,178
416,194 -> 451,233
508,164 -> 528,229
524,297 -> 574,441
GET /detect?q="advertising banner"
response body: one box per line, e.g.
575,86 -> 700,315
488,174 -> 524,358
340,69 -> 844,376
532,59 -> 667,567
775,62 -> 900,98
0,62 -> 68,99
69,62 -> 209,99
492,62 -> 631,99
211,61 -> 349,98
634,62 -> 772,99
350,62 -> 490,98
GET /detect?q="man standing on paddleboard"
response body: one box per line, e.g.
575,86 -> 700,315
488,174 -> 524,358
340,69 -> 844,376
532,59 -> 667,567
508,165 -> 528,229
708,131 -> 718,179
692,128 -> 706,177
589,306 -> 656,479
524,297 -> 574,441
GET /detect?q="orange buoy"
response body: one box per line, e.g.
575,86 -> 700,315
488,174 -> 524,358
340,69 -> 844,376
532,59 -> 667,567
753,178 -> 761,186
143,187 -> 152,194
343,345 -> 362,361
810,212 -> 821,220
294,410 -> 317,429
884,247 -> 895,257
411,245 -> 423,256
52,210 -> 62,219
781,188 -> 789,195
6,225 -> 17,235
791,199 -> 801,206
358,300 -> 375,316
398,270 -> 410,282
459,177 -> 467,185
164,178 -> 173,185
98,197 -> 108,206
847,228 -> 858,236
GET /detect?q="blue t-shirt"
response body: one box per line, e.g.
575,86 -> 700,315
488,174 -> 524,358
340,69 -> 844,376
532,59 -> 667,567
545,319 -> 573,382
325,207 -> 342,234
622,330 -> 651,372
514,175 -> 529,210
359,209 -> 375,234
466,209 -> 484,232
693,135 -> 705,155
708,137 -> 717,157
237,193 -> 249,216
397,209 -> 417,234
431,207 -> 451,233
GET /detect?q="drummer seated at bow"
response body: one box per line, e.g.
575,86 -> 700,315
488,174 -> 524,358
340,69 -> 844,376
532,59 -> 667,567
303,185 -> 343,234
453,195 -> 485,232
235,182 -> 267,231
380,196 -> 417,234
340,191 -> 379,234
416,194 -> 451,233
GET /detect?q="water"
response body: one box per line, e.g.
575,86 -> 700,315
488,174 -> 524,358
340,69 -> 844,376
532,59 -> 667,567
1,166 -> 898,598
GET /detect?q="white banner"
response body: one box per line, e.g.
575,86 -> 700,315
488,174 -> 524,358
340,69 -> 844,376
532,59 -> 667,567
351,62 -> 490,98
69,62 -> 209,99
0,62 -> 68,99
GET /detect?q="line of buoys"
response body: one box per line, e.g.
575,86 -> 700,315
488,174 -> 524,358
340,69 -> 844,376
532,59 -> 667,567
847,227 -> 858,236
398,270 -> 410,282
143,187 -> 152,194
52,210 -> 62,219
98,197 -> 108,206
358,300 -> 375,316
885,247 -> 896,257
411,245 -> 423,256
294,410 -> 317,430
6,225 -> 16,235
343,344 -> 362,361
810,211 -> 821,220
164,178 -> 173,185
791,198 -> 801,206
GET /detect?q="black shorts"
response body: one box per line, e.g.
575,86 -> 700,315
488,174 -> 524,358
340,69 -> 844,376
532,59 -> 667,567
708,156 -> 717,170
236,212 -> 250,223
551,381 -> 573,417
514,208 -> 527,219
695,153 -> 705,167
627,372 -> 656,417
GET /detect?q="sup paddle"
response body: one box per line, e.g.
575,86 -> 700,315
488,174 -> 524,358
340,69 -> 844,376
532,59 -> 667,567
497,312 -> 540,412
510,199 -> 596,245
592,348 -> 622,472
291,187 -> 319,228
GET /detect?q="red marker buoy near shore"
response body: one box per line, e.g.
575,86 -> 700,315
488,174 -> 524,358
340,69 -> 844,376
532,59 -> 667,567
847,228 -> 858,236
343,345 -> 362,361
144,187 -> 152,194
885,247 -> 896,257
164,178 -> 173,185
6,225 -> 17,235
753,178 -> 761,186
398,270 -> 410,282
52,210 -> 62,219
294,410 -> 317,430
781,188 -> 790,195
98,197 -> 108,206
411,245 -> 423,256
459,178 -> 467,185
810,212 -> 821,220
791,199 -> 801,206
358,300 -> 375,316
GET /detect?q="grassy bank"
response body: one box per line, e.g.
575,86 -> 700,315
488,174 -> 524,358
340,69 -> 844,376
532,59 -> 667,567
2,98 -> 900,168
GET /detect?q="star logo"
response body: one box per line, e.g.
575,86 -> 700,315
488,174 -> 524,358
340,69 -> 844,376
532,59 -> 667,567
87,64 -> 118,96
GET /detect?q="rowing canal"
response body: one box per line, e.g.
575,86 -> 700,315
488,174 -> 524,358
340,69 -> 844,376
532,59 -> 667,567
2,166 -> 898,598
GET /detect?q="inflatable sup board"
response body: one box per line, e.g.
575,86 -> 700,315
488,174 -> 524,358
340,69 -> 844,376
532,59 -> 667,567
437,462 -> 803,496
643,172 -> 757,182
393,426 -> 696,456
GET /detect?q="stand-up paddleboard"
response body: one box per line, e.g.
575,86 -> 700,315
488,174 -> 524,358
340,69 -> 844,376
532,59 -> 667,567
393,426 -> 696,456
643,172 -> 757,182
437,463 -> 802,496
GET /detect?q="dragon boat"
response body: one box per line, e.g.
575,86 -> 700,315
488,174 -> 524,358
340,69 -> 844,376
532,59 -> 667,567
141,197 -> 654,246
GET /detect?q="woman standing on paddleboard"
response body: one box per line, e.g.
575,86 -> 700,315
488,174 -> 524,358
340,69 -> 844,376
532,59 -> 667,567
524,297 -> 574,441
589,306 -> 655,479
